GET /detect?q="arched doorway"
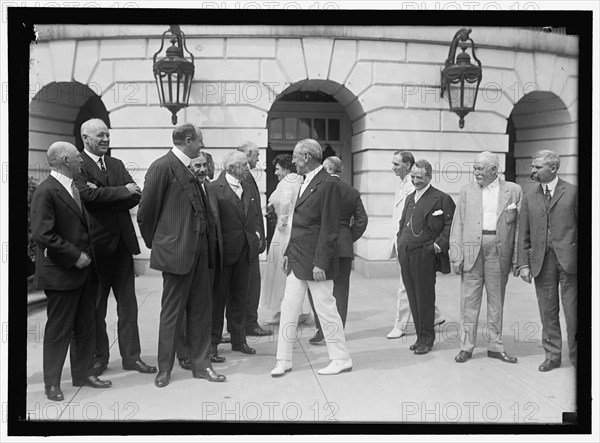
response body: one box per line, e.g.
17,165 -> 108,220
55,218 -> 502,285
265,80 -> 354,246
506,91 -> 576,194
29,81 -> 109,179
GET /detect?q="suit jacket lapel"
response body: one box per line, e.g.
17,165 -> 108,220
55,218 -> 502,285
496,181 -> 511,220
420,186 -> 439,216
241,179 -> 251,218
49,176 -> 86,222
169,152 -> 203,214
534,185 -> 547,213
81,151 -> 108,187
295,169 -> 325,208
549,180 -> 566,211
218,171 -> 245,219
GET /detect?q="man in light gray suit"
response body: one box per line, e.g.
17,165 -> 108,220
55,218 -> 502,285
450,151 -> 521,364
517,150 -> 577,372
387,150 -> 445,339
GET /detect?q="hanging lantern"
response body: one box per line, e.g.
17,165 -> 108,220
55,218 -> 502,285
152,25 -> 195,125
440,28 -> 483,129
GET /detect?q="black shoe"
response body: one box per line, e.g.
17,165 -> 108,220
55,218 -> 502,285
538,359 -> 561,372
123,360 -> 157,374
455,350 -> 473,363
178,358 -> 192,371
309,331 -> 325,346
210,344 -> 226,363
246,326 -> 273,336
232,343 -> 256,354
414,343 -> 433,355
92,360 -> 108,376
409,341 -> 420,351
154,371 -> 171,388
192,367 -> 226,382
488,351 -> 518,364
45,385 -> 64,401
72,375 -> 112,388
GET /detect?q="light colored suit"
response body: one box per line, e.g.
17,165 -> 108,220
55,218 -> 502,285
389,176 -> 443,333
449,179 -> 522,353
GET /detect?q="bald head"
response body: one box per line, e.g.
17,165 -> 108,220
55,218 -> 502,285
237,141 -> 259,169
47,142 -> 82,178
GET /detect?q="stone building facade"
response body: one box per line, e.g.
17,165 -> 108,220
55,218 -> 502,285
28,25 -> 579,277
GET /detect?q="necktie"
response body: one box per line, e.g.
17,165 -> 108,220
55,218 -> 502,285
544,186 -> 552,211
71,182 -> 82,213
98,158 -> 106,172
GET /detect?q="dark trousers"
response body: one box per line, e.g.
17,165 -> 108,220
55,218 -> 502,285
178,262 -> 219,361
44,276 -> 96,386
158,233 -> 212,372
309,257 -> 352,336
213,244 -> 251,346
399,243 -> 437,345
244,258 -> 261,331
534,247 -> 578,365
94,236 -> 141,366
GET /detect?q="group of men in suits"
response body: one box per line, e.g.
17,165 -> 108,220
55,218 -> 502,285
31,117 -> 577,399
386,149 -> 577,372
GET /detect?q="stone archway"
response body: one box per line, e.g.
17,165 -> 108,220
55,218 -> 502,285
507,91 -> 575,193
29,81 -> 110,180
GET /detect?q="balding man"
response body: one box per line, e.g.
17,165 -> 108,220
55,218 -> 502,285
236,141 -> 271,337
271,139 -> 352,377
138,123 -> 225,387
207,151 -> 262,356
74,118 -> 156,376
31,142 -> 112,401
450,151 -> 521,364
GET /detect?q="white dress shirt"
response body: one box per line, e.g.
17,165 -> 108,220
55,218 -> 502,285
225,172 -> 243,199
414,183 -> 431,203
482,177 -> 500,231
299,165 -> 323,197
542,175 -> 559,197
84,149 -> 105,170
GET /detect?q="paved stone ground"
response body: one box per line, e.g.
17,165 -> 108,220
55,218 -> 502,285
25,270 -> 579,425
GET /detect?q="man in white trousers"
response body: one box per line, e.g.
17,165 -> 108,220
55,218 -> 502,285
387,150 -> 446,339
271,139 -> 352,377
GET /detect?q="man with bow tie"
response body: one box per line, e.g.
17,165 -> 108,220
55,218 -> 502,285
138,123 -> 225,387
516,150 -> 578,372
396,159 -> 455,355
74,118 -> 156,377
449,151 -> 522,364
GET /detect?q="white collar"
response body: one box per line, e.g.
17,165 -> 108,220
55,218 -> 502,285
171,147 -> 192,167
84,149 -> 103,164
225,172 -> 242,186
416,183 -> 431,197
542,175 -> 559,192
303,164 -> 323,185
482,177 -> 500,190
50,170 -> 73,190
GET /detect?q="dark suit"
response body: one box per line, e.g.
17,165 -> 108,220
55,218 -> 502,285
207,171 -> 261,346
397,185 -> 455,346
517,178 -> 577,365
74,151 -> 142,367
309,177 -> 368,332
240,171 -> 266,332
137,149 -> 215,372
31,174 -> 96,386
